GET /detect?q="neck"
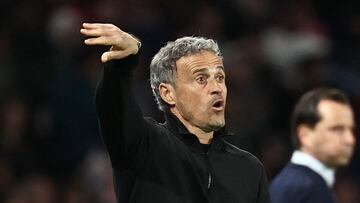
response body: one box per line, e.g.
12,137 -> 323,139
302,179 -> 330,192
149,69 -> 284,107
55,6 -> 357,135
170,108 -> 214,144
300,147 -> 336,169
187,126 -> 213,144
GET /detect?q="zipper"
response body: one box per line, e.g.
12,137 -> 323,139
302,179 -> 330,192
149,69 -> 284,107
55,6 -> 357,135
207,172 -> 212,189
204,152 -> 212,191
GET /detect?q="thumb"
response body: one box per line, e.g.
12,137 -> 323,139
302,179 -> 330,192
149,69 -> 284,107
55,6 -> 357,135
101,50 -> 131,63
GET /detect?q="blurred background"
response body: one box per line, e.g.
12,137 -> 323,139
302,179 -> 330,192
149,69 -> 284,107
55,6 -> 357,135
0,0 -> 359,202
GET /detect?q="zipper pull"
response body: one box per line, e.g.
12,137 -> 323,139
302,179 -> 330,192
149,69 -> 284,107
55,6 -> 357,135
207,173 -> 212,189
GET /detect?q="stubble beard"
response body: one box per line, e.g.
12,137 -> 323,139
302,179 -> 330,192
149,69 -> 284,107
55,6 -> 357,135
201,122 -> 225,133
177,102 -> 226,133
200,113 -> 225,133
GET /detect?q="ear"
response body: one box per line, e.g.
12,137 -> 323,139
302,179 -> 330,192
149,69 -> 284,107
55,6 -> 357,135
297,124 -> 314,150
159,83 -> 176,106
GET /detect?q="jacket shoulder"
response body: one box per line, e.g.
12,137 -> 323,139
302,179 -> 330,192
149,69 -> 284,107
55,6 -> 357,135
270,164 -> 334,203
144,117 -> 159,125
222,140 -> 264,167
271,164 -> 326,189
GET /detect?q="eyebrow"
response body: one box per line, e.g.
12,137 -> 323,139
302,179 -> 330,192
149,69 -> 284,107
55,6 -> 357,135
192,66 -> 225,74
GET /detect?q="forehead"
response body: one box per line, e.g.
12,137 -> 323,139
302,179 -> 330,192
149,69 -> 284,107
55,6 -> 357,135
317,100 -> 354,124
175,51 -> 223,72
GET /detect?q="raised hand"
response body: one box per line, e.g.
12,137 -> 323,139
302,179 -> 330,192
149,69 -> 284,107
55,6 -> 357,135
80,23 -> 140,62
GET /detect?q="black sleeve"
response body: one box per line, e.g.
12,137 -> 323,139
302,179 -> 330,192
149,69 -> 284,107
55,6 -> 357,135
95,54 -> 151,171
257,166 -> 271,203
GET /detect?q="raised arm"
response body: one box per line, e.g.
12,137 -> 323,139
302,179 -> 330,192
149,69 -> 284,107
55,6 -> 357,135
80,23 -> 150,171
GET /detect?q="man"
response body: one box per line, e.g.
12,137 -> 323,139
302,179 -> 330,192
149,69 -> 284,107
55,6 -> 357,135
270,88 -> 356,203
80,23 -> 269,203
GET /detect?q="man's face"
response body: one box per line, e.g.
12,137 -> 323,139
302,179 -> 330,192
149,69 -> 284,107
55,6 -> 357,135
303,100 -> 356,168
171,51 -> 227,132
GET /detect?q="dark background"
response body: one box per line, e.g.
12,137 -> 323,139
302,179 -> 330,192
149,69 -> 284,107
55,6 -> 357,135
0,0 -> 359,202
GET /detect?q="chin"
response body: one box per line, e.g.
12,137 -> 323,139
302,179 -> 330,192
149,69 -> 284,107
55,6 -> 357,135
205,121 -> 225,132
334,158 -> 351,167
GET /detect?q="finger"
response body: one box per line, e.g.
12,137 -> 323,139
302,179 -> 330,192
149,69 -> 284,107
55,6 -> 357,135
84,36 -> 117,46
101,50 -> 132,62
80,28 -> 104,37
82,23 -> 93,29
82,23 -> 115,30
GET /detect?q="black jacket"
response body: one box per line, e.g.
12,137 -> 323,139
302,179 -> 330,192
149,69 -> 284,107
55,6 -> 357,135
95,54 -> 270,203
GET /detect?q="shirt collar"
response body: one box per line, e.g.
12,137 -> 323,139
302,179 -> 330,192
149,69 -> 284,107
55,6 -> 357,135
291,150 -> 335,187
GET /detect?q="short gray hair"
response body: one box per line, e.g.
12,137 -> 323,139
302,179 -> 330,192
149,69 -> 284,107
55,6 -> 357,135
150,36 -> 222,111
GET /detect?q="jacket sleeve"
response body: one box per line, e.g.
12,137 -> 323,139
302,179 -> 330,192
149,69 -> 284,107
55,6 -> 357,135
257,166 -> 271,203
95,54 -> 151,171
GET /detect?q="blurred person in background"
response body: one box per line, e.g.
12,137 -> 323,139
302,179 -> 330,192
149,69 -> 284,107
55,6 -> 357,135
4,174 -> 57,203
270,88 -> 356,203
81,23 -> 270,203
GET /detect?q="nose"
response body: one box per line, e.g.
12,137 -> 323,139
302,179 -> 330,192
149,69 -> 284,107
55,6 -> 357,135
209,78 -> 223,95
344,130 -> 356,146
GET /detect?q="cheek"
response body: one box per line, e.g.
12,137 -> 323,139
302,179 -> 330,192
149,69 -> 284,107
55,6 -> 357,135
320,134 -> 336,147
177,91 -> 204,111
185,90 -> 207,105
321,136 -> 343,156
311,132 -> 331,152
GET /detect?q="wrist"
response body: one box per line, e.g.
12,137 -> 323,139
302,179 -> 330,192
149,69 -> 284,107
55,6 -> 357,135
129,34 -> 141,54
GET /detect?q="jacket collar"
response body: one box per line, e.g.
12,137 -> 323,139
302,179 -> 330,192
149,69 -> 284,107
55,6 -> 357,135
163,111 -> 234,150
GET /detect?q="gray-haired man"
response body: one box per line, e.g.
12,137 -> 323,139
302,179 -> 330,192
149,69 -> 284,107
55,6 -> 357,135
81,23 -> 270,203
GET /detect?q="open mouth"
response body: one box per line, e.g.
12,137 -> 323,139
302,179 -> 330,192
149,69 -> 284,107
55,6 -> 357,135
211,99 -> 224,111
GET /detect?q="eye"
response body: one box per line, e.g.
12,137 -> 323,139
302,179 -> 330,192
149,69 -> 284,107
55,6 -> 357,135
330,126 -> 345,135
216,74 -> 225,83
196,75 -> 207,84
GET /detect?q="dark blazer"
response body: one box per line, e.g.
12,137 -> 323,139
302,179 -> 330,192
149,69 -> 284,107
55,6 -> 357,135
270,163 -> 335,203
95,54 -> 270,203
